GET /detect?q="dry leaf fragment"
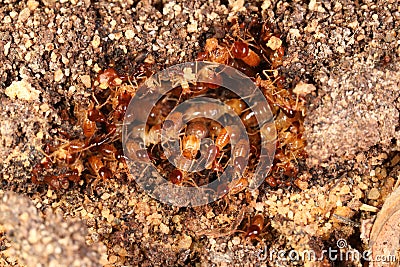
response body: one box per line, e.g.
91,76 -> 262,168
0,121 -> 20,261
369,186 -> 400,267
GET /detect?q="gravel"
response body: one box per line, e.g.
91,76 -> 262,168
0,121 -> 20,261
0,0 -> 399,266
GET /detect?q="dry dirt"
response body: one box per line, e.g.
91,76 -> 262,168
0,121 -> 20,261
0,0 -> 399,266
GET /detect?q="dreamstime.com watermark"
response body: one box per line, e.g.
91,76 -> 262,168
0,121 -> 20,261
255,239 -> 397,263
122,62 -> 276,207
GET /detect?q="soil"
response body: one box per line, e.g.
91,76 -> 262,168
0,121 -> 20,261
0,0 -> 399,266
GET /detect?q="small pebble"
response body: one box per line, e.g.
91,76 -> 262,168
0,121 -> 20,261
368,188 -> 380,200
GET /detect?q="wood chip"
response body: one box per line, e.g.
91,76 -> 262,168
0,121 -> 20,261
359,204 -> 379,212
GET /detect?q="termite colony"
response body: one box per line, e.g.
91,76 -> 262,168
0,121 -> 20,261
190,15 -> 307,242
31,66 -> 153,190
125,75 -> 263,193
31,15 -> 306,195
123,17 -> 307,195
196,15 -> 307,189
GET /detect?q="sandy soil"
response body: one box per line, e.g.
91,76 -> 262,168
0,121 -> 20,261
0,0 -> 399,266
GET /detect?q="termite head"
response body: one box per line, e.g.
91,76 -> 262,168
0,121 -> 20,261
261,22 -> 273,42
96,68 -> 120,88
125,139 -> 149,162
244,214 -> 265,240
231,41 -> 249,59
163,112 -> 183,138
224,98 -> 246,116
169,169 -> 184,185
231,41 -> 261,67
186,120 -> 209,139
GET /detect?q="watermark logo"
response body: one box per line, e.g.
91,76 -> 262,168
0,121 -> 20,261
336,238 -> 347,249
122,62 -> 276,207
255,239 -> 397,264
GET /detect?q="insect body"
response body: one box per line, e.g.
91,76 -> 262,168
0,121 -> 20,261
244,214 -> 265,240
182,135 -> 200,160
231,41 -> 261,67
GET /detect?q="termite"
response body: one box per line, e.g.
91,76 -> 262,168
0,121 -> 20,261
231,41 -> 261,67
186,119 -> 209,139
162,111 -> 184,140
244,214 -> 268,241
181,135 -> 201,160
87,155 -> 112,180
169,157 -> 197,186
215,126 -> 231,150
231,138 -> 250,177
